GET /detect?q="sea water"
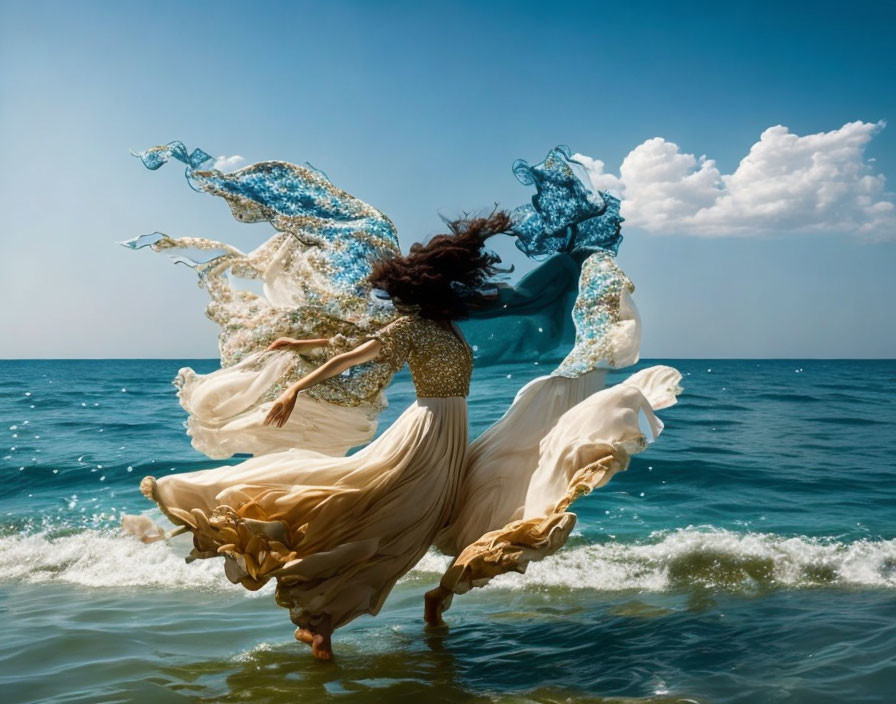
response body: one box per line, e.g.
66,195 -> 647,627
1,359 -> 894,703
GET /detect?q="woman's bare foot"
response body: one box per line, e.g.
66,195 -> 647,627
310,614 -> 334,660
311,633 -> 333,660
294,628 -> 313,645
424,586 -> 452,626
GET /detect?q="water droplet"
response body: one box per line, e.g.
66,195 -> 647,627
127,466 -> 134,472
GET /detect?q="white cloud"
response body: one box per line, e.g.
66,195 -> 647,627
574,121 -> 895,238
212,154 -> 246,172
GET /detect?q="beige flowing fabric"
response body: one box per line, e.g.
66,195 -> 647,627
143,397 -> 466,630
174,349 -> 382,459
438,365 -> 681,597
433,369 -> 609,556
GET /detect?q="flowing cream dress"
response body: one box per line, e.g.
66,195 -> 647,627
141,315 -> 472,632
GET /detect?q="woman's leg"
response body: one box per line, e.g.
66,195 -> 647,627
424,585 -> 453,626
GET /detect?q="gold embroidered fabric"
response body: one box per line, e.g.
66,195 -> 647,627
371,316 -> 473,398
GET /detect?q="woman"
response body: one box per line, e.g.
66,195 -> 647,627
139,212 -> 512,660
129,142 -> 680,657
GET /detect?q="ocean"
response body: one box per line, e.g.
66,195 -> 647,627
1,358 -> 894,703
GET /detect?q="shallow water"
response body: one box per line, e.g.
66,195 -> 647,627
1,359 -> 895,703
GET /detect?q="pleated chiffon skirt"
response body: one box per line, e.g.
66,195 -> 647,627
436,365 -> 681,596
143,396 -> 467,630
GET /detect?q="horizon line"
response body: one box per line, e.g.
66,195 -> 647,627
2,357 -> 895,362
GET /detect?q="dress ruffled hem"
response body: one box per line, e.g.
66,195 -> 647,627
439,449 -> 625,595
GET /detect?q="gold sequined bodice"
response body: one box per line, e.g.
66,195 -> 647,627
372,316 -> 473,398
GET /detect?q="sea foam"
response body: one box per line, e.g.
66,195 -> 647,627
1,527 -> 894,594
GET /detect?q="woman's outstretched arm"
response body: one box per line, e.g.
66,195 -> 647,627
266,337 -> 331,352
263,340 -> 382,427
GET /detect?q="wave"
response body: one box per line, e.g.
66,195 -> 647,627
493,529 -> 896,592
753,392 -> 825,403
807,416 -> 891,426
1,527 -> 895,595
0,529 -> 248,592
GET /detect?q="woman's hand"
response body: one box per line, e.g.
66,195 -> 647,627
264,388 -> 299,427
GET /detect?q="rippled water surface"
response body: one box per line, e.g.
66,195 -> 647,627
1,359 -> 895,703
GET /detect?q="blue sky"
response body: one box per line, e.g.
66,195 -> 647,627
1,0 -> 894,358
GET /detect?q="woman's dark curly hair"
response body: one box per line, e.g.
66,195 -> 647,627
369,210 -> 513,320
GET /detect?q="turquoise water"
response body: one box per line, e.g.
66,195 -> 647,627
1,359 -> 895,703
